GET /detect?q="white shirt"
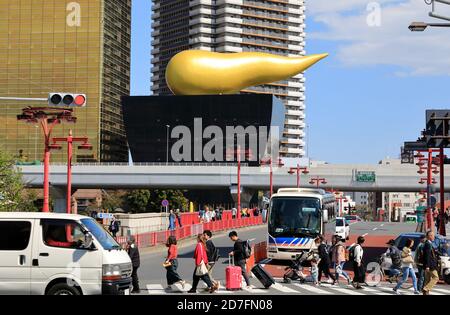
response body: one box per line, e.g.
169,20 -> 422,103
354,244 -> 364,264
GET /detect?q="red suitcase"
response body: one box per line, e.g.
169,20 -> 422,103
226,256 -> 242,291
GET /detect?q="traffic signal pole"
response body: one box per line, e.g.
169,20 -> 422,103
426,149 -> 434,231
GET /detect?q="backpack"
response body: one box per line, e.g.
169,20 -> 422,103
243,240 -> 252,259
415,244 -> 424,265
210,245 -> 220,262
390,248 -> 402,268
348,244 -> 358,262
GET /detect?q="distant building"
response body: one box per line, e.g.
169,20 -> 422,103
345,192 -> 369,207
382,192 -> 421,222
0,0 -> 132,162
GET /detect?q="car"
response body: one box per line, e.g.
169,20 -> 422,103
344,215 -> 361,223
404,215 -> 417,223
380,232 -> 450,284
335,217 -> 350,240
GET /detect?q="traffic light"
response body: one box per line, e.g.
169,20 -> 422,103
48,93 -> 86,107
425,110 -> 450,148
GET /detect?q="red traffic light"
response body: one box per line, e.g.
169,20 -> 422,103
48,93 -> 86,107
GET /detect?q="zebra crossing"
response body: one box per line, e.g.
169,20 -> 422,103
143,281 -> 450,296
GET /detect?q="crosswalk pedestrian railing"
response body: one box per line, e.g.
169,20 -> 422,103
115,215 -> 264,250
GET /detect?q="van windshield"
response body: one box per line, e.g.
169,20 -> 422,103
81,218 -> 121,251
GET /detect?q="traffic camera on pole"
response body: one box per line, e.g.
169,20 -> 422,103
48,93 -> 87,107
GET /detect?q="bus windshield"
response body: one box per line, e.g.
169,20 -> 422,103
269,197 -> 321,237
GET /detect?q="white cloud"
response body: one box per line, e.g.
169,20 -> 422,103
307,0 -> 450,76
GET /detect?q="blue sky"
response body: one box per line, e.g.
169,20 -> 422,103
130,0 -> 450,164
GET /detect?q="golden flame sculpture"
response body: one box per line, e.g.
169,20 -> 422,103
165,50 -> 328,95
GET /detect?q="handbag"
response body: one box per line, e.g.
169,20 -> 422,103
195,244 -> 209,276
402,255 -> 414,265
163,261 -> 172,268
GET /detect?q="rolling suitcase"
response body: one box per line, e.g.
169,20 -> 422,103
251,264 -> 275,289
226,255 -> 242,291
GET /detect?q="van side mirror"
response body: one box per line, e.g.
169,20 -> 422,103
322,209 -> 329,223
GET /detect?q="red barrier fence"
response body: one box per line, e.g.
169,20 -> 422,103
116,215 -> 264,249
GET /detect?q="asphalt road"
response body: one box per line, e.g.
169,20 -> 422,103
134,220 -> 438,295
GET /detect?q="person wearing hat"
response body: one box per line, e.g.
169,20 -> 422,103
127,237 -> 141,293
385,239 -> 402,282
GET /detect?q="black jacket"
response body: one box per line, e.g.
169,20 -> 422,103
128,245 -> 140,268
422,240 -> 438,271
233,239 -> 246,262
206,239 -> 217,264
318,243 -> 330,265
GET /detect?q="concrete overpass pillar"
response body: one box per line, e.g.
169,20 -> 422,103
229,185 -> 254,208
50,186 -> 77,213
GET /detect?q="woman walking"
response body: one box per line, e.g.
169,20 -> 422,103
188,234 -> 219,293
332,236 -> 351,285
164,236 -> 185,290
393,239 -> 420,295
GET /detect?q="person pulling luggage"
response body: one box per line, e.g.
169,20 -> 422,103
229,231 -> 251,289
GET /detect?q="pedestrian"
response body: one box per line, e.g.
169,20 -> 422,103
393,238 -> 420,295
314,236 -> 336,285
203,230 -> 220,288
168,209 -> 176,231
188,234 -> 218,293
422,230 -> 439,295
164,236 -> 185,290
262,207 -> 268,223
307,258 -> 319,285
232,207 -> 237,219
228,231 -> 252,289
218,208 -> 223,221
127,237 -> 140,294
385,239 -> 402,281
414,235 -> 427,292
332,236 -> 351,285
108,217 -> 119,238
199,208 -> 205,223
211,208 -> 216,222
175,209 -> 183,228
351,236 -> 366,289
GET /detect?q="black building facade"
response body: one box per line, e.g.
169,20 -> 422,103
122,94 -> 285,165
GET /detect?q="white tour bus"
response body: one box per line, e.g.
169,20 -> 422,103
267,188 -> 336,260
0,212 -> 132,295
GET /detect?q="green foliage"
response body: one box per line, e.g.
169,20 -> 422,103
124,189 -> 189,213
0,150 -> 38,212
102,190 -> 125,212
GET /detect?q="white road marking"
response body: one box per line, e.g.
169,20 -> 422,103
292,283 -> 330,294
380,224 -> 385,227
146,284 -> 166,295
325,286 -> 366,295
430,287 -> 450,295
372,228 -> 378,231
242,286 -> 270,294
362,233 -> 368,237
272,282 -> 300,293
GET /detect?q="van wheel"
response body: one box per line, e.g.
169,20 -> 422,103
47,283 -> 81,296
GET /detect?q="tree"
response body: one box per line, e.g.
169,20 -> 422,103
102,190 -> 125,212
0,150 -> 38,212
126,189 -> 151,213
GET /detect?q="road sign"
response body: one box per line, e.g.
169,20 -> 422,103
430,195 -> 437,207
162,199 -> 169,207
97,212 -> 114,219
356,171 -> 376,182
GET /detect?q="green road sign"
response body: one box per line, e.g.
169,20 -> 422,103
356,171 -> 376,182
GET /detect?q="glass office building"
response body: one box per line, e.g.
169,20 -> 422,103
0,0 -> 131,162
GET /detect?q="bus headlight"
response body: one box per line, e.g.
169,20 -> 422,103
268,246 -> 278,253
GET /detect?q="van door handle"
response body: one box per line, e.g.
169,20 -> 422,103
39,253 -> 49,257
32,259 -> 39,267
19,255 -> 26,266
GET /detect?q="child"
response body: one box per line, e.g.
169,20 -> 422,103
303,258 -> 319,285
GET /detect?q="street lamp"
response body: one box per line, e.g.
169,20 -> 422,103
288,165 -> 309,188
52,130 -> 92,214
309,176 -> 327,188
409,21 -> 450,31
17,107 -> 77,212
261,157 -> 284,197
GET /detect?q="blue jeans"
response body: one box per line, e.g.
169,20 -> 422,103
390,267 -> 401,277
417,266 -> 425,292
333,262 -> 350,281
395,267 -> 418,291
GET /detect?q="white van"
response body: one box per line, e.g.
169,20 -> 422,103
0,212 -> 132,295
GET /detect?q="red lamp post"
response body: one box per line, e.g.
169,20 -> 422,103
51,130 -> 92,214
288,165 -> 309,188
309,176 -> 327,188
261,157 -> 284,197
17,107 -> 77,212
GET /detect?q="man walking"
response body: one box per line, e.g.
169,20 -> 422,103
414,235 -> 427,292
108,217 -> 119,238
127,237 -> 141,294
385,239 -> 402,282
352,236 -> 365,290
203,230 -> 219,287
422,231 -> 439,295
175,209 -> 183,228
229,231 -> 251,289
315,236 -> 336,285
